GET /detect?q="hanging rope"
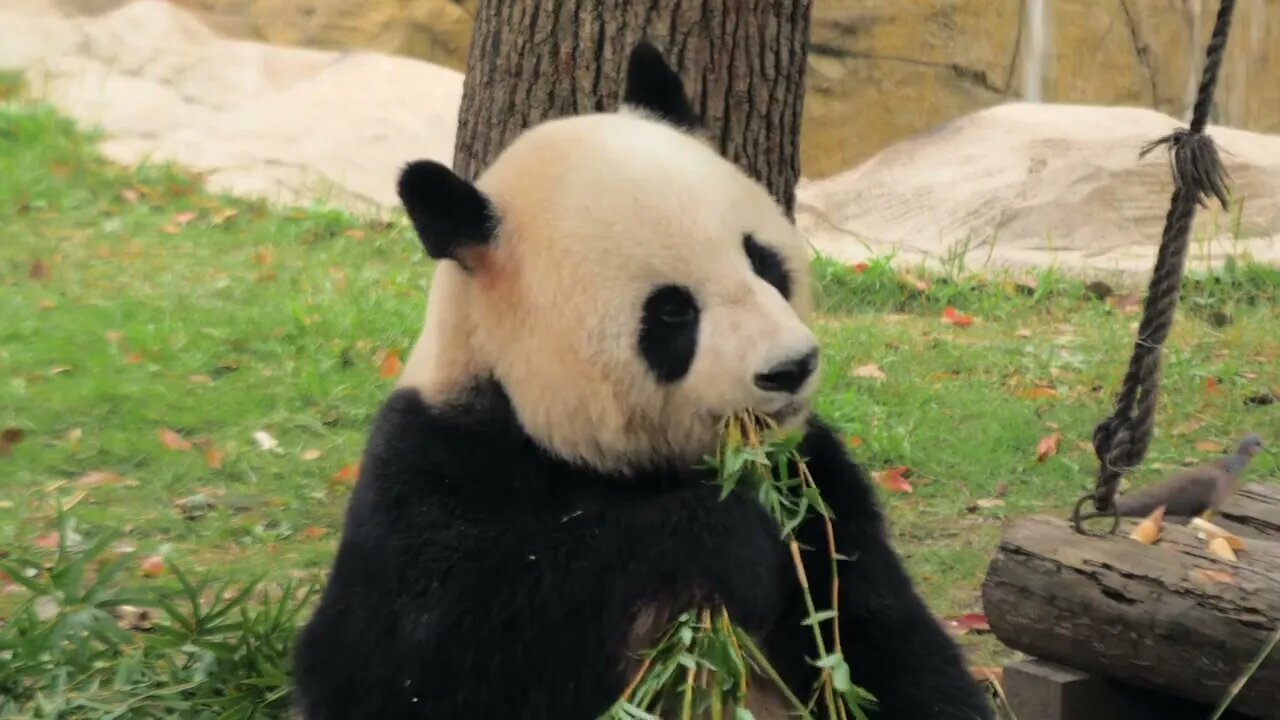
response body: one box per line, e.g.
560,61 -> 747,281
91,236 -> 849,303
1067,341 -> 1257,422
1073,0 -> 1236,534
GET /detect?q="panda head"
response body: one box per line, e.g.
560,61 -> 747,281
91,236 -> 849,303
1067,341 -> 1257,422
396,41 -> 818,474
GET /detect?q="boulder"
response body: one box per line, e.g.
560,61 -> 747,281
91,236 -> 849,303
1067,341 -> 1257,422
795,102 -> 1280,276
11,0 -> 463,213
34,0 -> 1280,179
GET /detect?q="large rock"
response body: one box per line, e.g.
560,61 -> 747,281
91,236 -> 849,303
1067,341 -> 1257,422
32,0 -> 1280,179
795,102 -> 1280,277
9,0 -> 463,213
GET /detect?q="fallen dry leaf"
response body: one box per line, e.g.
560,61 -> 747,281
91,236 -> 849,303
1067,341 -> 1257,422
300,526 -> 329,541
847,435 -> 863,448
76,471 -> 124,488
188,374 -> 213,385
28,259 -> 49,280
1128,505 -> 1165,545
49,365 -> 72,375
252,430 -> 280,452
301,448 -> 323,461
343,228 -> 366,241
138,555 -> 165,578
331,463 -> 360,485
1172,418 -> 1206,436
873,466 -> 913,494
38,298 -> 56,310
941,613 -> 990,636
1189,567 -> 1237,585
1035,432 -> 1061,462
33,531 -> 60,549
974,498 -> 1005,510
0,427 -> 25,457
378,349 -> 403,379
119,188 -> 140,204
851,363 -> 887,381
252,248 -> 273,266
1190,517 -> 1246,550
158,428 -> 192,451
1014,328 -> 1032,339
850,262 -> 869,273
1016,386 -> 1058,401
171,210 -> 198,226
124,352 -> 145,365
1203,377 -> 1223,395
1194,439 -> 1226,453
203,446 -> 224,470
1207,536 -> 1238,562
940,306 -> 975,328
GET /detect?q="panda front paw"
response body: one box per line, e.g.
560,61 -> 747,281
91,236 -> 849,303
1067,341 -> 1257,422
682,486 -> 792,635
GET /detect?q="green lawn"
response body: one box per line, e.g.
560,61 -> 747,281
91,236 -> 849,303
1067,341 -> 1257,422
2,84 -> 1277,716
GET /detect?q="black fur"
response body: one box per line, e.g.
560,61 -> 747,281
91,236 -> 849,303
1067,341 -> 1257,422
292,382 -> 993,719
623,40 -> 698,129
396,160 -> 496,268
744,233 -> 792,300
638,284 -> 699,383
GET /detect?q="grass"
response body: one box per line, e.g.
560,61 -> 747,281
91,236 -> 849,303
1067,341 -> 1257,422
1,81 -> 1277,715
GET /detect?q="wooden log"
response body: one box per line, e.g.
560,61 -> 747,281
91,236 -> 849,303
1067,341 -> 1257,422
981,510 -> 1280,719
1216,482 -> 1280,540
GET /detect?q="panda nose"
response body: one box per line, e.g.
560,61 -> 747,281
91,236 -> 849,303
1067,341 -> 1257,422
754,349 -> 818,395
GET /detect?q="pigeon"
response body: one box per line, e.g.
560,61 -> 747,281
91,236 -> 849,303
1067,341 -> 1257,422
1078,433 -> 1265,523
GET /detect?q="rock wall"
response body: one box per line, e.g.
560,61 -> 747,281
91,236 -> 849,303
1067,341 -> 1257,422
44,0 -> 1280,178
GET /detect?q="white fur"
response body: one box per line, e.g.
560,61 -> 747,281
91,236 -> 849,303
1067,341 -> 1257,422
399,109 -> 817,474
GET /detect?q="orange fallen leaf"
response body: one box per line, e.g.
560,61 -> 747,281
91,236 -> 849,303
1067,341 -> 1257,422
941,613 -> 990,636
300,526 -> 329,541
124,352 -> 145,365
343,229 -> 366,241
28,259 -> 49,280
1036,432 -> 1061,462
301,448 -> 323,461
1128,505 -> 1165,545
873,466 -> 913,494
331,463 -> 360,485
1203,377 -> 1223,395
158,428 -> 193,451
940,306 -> 974,327
850,262 -> 869,273
38,298 -> 57,310
1189,517 -> 1245,550
119,188 -> 140,204
33,531 -> 60,549
1016,386 -> 1058,400
851,363 -> 887,381
138,555 -> 165,578
378,349 -> 403,379
847,435 -> 863,448
0,427 -> 25,457
1207,536 -> 1238,562
252,248 -> 273,266
203,447 -> 224,470
171,211 -> 198,226
1194,440 -> 1225,453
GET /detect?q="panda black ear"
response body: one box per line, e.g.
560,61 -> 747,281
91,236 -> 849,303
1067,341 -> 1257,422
623,40 -> 697,129
396,160 -> 496,271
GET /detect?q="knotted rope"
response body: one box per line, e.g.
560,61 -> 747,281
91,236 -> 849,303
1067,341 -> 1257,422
1073,0 -> 1236,534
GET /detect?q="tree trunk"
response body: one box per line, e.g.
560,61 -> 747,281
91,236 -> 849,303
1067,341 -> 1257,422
981,495 -> 1280,719
452,0 -> 813,216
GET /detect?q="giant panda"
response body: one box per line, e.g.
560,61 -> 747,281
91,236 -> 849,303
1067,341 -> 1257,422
291,41 -> 992,720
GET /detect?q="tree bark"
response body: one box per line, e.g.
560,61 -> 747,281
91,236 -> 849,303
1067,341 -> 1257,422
981,494 -> 1280,719
452,0 -> 814,216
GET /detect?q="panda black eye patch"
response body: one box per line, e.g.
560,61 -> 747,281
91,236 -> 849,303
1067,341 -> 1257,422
743,234 -> 791,300
639,284 -> 699,383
